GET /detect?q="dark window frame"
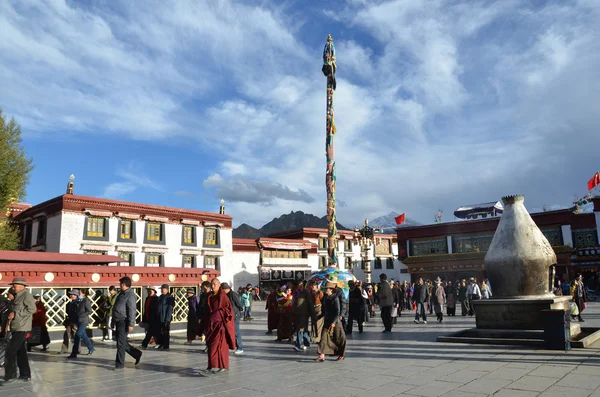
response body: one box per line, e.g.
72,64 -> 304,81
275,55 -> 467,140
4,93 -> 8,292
318,238 -> 327,251
83,216 -> 110,242
182,254 -> 196,268
144,222 -> 166,245
386,258 -> 394,269
144,252 -> 164,267
182,225 -> 196,247
344,239 -> 352,252
204,256 -> 220,272
117,219 -> 136,243
118,251 -> 135,266
202,227 -> 221,248
374,257 -> 382,269
35,217 -> 47,244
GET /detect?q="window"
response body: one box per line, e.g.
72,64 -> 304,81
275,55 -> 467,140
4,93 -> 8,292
386,258 -> 394,269
204,256 -> 220,271
183,255 -> 194,268
146,253 -> 162,267
204,227 -> 218,246
263,250 -> 271,258
84,250 -> 107,255
183,226 -> 194,244
374,257 -> 382,269
345,257 -> 352,270
319,256 -> 328,268
25,222 -> 32,247
318,238 -> 327,250
120,220 -> 132,239
147,222 -> 162,241
36,218 -> 46,243
344,240 -> 352,252
118,252 -> 132,266
87,218 -> 105,237
361,259 -> 366,270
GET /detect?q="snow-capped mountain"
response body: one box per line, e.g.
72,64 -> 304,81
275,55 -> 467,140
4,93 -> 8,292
369,212 -> 422,233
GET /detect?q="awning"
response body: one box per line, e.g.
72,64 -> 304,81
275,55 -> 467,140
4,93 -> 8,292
181,219 -> 201,226
84,209 -> 113,217
260,242 -> 313,250
144,215 -> 169,223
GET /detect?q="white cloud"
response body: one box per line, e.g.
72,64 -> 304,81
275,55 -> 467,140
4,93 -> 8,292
103,162 -> 161,199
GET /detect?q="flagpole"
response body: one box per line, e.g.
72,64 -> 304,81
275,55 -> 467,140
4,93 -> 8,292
322,34 -> 338,269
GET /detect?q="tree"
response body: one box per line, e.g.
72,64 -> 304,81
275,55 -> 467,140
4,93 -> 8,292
0,109 -> 34,250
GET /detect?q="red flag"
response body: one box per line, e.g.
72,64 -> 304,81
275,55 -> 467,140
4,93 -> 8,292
394,213 -> 406,225
588,172 -> 600,191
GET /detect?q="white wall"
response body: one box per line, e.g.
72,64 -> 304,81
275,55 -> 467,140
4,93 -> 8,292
229,251 -> 260,289
60,212 -> 86,253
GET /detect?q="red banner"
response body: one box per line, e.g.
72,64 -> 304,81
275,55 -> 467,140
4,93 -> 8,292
588,172 -> 600,191
395,213 -> 406,225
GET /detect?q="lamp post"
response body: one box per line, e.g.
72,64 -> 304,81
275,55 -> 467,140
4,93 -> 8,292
353,218 -> 381,284
322,34 -> 338,269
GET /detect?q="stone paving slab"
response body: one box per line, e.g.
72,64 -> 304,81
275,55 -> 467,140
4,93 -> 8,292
0,302 -> 598,396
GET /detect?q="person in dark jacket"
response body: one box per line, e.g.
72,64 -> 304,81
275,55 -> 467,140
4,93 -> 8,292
185,288 -> 201,344
221,283 -> 244,355
316,281 -> 346,362
334,285 -> 347,332
458,280 -> 468,316
346,281 -> 366,334
156,284 -> 174,350
412,278 -> 429,324
392,282 -> 402,324
140,287 -> 160,349
68,289 -> 95,358
112,276 -> 142,368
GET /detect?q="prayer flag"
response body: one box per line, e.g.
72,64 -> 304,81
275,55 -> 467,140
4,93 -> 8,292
395,213 -> 406,225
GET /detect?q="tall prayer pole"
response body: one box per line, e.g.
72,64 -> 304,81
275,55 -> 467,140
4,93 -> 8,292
322,34 -> 338,268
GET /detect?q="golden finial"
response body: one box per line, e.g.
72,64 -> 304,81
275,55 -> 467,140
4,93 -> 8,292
327,34 -> 333,42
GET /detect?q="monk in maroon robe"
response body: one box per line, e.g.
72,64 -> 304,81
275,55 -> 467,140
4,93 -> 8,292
199,278 -> 236,373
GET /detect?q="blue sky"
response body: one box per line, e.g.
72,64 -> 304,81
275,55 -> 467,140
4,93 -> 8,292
1,0 -> 599,228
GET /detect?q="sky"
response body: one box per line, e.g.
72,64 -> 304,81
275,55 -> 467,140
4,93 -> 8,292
1,0 -> 599,228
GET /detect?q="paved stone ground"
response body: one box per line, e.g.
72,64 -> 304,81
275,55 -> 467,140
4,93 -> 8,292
2,302 -> 599,397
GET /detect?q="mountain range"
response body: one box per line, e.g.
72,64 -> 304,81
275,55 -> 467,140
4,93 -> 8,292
232,211 -> 421,239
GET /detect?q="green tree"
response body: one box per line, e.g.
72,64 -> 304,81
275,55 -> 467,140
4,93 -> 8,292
0,109 -> 34,250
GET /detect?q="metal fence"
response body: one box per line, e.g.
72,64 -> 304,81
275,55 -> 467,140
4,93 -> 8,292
1,286 -> 197,331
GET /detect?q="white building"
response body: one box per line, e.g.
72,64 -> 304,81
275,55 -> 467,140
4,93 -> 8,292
13,190 -> 410,288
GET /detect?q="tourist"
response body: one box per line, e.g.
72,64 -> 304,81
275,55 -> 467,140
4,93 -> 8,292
413,278 -> 428,324
199,278 -> 236,374
571,274 -> 588,322
275,285 -> 293,342
433,278 -> 446,323
316,281 -> 346,362
445,281 -> 457,316
346,281 -> 366,334
60,290 -> 79,354
334,283 -> 347,332
3,278 -> 35,384
427,281 -> 434,315
467,278 -> 481,316
360,282 -> 369,323
367,285 -> 376,319
185,288 -> 200,344
392,281 -> 402,323
310,281 -> 325,343
292,281 -> 315,351
245,284 -> 254,319
241,287 -> 252,321
221,282 -> 244,355
253,286 -> 261,301
481,280 -> 491,299
140,287 -> 159,349
378,273 -> 393,333
68,289 -> 95,358
104,286 -> 118,342
156,284 -> 174,350
458,280 -> 468,316
112,276 -> 142,369
197,281 -> 212,352
28,294 -> 50,352
265,286 -> 279,335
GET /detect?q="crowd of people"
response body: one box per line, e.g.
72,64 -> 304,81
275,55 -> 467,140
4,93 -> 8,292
0,271 -> 594,382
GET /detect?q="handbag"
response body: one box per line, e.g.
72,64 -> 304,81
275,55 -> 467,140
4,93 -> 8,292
391,307 -> 398,317
27,327 -> 42,345
570,302 -> 579,316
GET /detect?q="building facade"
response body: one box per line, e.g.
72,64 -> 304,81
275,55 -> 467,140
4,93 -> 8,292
396,198 -> 600,283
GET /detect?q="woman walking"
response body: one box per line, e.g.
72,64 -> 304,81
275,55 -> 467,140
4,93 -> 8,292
445,281 -> 457,316
316,281 -> 346,362
433,278 -> 446,323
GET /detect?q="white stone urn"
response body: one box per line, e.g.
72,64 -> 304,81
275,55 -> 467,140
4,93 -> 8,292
484,195 -> 557,298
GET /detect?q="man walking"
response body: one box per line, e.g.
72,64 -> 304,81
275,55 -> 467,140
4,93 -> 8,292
413,278 -> 429,324
157,284 -> 174,350
2,278 -> 35,384
112,276 -> 142,369
68,289 -> 95,358
572,274 -> 588,322
292,280 -> 315,350
221,283 -> 244,355
378,273 -> 394,333
104,286 -> 118,342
